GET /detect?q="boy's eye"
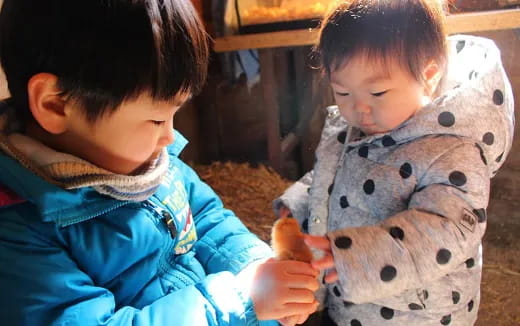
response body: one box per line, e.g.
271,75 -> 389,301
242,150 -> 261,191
335,92 -> 350,97
371,90 -> 388,97
151,120 -> 166,125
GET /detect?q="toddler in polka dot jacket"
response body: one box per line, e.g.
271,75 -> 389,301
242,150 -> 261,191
274,1 -> 514,325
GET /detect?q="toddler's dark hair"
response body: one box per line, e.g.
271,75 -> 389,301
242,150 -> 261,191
316,0 -> 448,85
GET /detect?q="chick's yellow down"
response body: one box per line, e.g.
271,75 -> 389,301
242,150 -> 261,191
271,217 -> 313,263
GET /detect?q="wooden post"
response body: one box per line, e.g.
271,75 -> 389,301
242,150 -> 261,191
259,49 -> 283,173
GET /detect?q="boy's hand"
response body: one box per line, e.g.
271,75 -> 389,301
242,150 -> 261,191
304,235 -> 338,283
250,259 -> 319,320
278,313 -> 310,326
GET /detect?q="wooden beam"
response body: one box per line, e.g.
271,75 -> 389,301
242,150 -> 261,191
258,49 -> 283,173
214,9 -> 520,52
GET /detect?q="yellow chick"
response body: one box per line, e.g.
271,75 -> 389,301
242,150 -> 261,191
271,217 -> 313,263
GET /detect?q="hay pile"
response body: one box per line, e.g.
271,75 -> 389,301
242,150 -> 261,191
193,161 -> 291,242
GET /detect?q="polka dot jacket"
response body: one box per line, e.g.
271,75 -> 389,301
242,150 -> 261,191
274,35 -> 514,326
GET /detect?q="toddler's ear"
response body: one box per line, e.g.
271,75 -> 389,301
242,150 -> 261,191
27,73 -> 68,134
423,61 -> 442,96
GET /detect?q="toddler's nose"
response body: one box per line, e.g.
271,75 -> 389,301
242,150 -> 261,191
354,101 -> 371,113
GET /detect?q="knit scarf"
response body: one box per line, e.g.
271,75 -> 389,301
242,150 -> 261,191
0,102 -> 169,202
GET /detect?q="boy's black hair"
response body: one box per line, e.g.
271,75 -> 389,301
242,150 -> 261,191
0,0 -> 209,122
316,0 -> 447,85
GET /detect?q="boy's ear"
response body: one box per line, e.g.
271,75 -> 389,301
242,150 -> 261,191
27,73 -> 69,134
423,61 -> 442,96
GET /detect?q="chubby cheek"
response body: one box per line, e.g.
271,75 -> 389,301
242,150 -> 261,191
373,109 -> 401,130
117,136 -> 158,163
337,103 -> 356,124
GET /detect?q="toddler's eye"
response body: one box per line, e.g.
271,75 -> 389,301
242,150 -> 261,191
335,92 -> 350,97
371,90 -> 388,97
151,120 -> 166,125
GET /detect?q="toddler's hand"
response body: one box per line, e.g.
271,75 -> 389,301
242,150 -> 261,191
278,204 -> 292,218
250,259 -> 319,320
304,235 -> 338,283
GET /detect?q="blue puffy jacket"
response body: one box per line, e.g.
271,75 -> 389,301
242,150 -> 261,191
0,131 -> 275,326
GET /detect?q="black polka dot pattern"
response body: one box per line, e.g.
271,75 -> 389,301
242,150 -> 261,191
389,227 -> 405,241
338,131 -> 347,144
408,303 -> 423,310
351,320 -> 362,326
493,90 -> 504,105
302,218 -> 309,233
328,183 -> 334,195
436,249 -> 452,265
335,236 -> 352,249
343,301 -> 354,308
441,314 -> 452,325
496,152 -> 504,163
468,300 -> 474,312
452,291 -> 461,304
380,265 -> 397,282
399,163 -> 413,179
423,290 -> 429,300
449,171 -> 467,187
465,258 -> 475,268
358,146 -> 369,158
382,136 -> 396,147
346,146 -> 355,153
438,112 -> 455,127
456,40 -> 466,53
340,196 -> 349,209
380,307 -> 394,320
483,132 -> 494,145
469,70 -> 478,80
473,208 -> 487,223
475,143 -> 488,165
333,285 -> 341,297
363,180 -> 375,194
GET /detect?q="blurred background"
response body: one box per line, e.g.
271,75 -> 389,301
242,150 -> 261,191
0,0 -> 519,324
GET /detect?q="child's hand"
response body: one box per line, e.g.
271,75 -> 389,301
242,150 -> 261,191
278,313 -> 310,326
278,204 -> 292,218
250,259 -> 319,320
304,235 -> 338,284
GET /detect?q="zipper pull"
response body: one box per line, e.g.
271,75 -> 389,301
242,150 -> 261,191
162,211 -> 177,239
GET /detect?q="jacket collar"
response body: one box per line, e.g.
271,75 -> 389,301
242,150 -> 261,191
0,130 -> 188,227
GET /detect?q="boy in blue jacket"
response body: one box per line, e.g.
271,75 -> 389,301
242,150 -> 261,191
0,1 -> 319,325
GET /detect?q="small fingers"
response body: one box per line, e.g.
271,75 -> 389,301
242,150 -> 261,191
281,260 -> 319,277
278,315 -> 299,326
296,313 -> 310,325
324,270 -> 338,283
303,234 -> 331,251
279,206 -> 292,218
281,300 -> 319,317
285,274 -> 320,291
311,253 -> 335,271
285,288 -> 316,304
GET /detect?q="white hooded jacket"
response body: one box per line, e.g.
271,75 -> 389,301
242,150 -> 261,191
275,35 -> 514,326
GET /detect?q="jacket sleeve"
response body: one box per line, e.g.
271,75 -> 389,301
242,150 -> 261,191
0,211 -> 277,326
328,140 -> 489,303
272,170 -> 313,228
177,160 -> 274,276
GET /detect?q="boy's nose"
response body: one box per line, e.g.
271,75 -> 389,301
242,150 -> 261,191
159,121 -> 175,147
